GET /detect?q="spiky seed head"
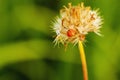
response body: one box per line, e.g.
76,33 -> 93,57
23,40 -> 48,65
53,2 -> 103,45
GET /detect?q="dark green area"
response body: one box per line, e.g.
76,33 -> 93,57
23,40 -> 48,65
0,0 -> 120,80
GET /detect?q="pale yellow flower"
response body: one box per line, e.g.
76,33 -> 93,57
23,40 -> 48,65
53,2 -> 103,45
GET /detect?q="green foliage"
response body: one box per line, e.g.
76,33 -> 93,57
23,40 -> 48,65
0,0 -> 120,80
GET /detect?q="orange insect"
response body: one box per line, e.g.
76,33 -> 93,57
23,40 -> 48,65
67,29 -> 76,37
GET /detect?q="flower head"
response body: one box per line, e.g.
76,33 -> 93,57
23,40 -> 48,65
53,2 -> 103,45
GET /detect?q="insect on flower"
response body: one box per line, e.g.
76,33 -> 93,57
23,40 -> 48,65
67,29 -> 76,37
53,2 -> 103,45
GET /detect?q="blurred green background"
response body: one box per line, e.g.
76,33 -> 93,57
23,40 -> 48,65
0,0 -> 120,80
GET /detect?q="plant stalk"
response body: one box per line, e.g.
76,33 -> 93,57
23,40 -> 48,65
78,41 -> 88,80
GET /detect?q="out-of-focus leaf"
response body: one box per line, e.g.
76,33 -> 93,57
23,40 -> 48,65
13,5 -> 56,34
0,40 -> 47,68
